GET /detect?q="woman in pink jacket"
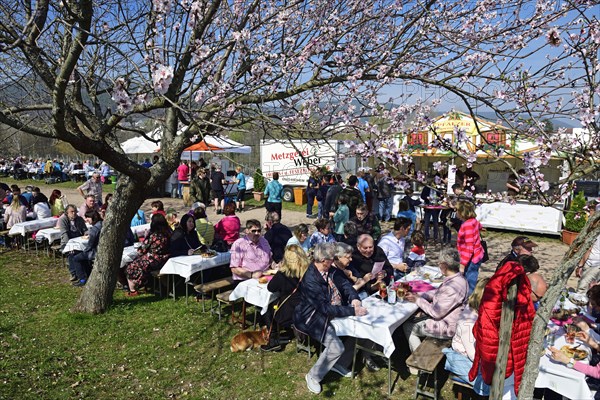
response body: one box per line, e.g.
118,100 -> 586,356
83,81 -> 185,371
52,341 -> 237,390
403,247 -> 469,352
214,203 -> 241,246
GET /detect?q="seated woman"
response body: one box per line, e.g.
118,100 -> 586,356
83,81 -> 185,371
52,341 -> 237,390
48,189 -> 66,216
126,213 -> 171,296
442,278 -> 490,394
286,223 -> 309,253
403,247 -> 469,353
214,203 -> 241,246
99,193 -> 112,219
332,242 -> 372,299
261,244 -> 310,352
68,210 -> 103,287
294,243 -> 368,394
170,214 -> 201,257
3,195 -> 27,229
193,205 -> 215,246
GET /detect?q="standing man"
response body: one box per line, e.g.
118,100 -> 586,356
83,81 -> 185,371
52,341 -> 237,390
264,172 -> 284,220
336,175 -> 364,217
376,171 -> 394,222
496,236 -> 538,271
234,166 -> 246,213
176,160 -> 189,199
77,172 -> 102,206
229,219 -> 272,280
210,165 -> 226,214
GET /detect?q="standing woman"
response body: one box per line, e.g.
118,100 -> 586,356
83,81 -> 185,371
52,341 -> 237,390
126,214 -> 172,296
456,200 -> 485,294
234,166 -> 246,213
264,172 -> 283,220
49,189 -> 66,216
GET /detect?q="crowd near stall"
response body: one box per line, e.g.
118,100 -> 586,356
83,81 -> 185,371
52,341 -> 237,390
2,138 -> 600,399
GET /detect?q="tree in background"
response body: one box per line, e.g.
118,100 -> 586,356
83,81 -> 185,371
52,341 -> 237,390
0,1 -> 598,397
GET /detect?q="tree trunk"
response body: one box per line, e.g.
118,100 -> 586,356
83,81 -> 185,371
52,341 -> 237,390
518,212 -> 600,398
73,176 -> 145,314
490,281 -> 517,398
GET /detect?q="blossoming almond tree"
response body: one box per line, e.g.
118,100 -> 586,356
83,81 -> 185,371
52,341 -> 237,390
0,0 -> 598,397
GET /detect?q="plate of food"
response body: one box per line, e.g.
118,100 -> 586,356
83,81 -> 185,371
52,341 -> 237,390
569,293 -> 589,307
195,249 -> 217,258
560,345 -> 588,361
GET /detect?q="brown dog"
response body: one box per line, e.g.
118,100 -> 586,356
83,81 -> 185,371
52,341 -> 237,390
230,327 -> 268,352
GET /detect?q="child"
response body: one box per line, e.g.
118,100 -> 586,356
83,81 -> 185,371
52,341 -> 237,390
396,199 -> 417,237
151,200 -> 166,216
332,193 -> 349,242
407,231 -> 426,272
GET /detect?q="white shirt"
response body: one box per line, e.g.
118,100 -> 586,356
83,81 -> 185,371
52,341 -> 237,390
586,234 -> 600,268
33,202 -> 51,219
377,232 -> 405,264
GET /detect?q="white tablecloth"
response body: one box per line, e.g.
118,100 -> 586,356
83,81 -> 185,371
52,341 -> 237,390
131,223 -> 151,236
535,334 -> 593,399
159,252 -> 231,282
229,278 -> 279,315
476,201 -> 563,235
8,217 -> 58,236
62,236 -> 89,253
330,295 -> 418,358
35,227 -> 62,243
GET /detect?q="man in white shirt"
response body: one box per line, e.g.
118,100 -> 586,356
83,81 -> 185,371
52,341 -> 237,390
377,217 -> 412,273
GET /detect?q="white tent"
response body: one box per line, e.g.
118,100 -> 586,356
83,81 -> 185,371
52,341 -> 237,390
120,127 -> 162,154
180,136 -> 251,160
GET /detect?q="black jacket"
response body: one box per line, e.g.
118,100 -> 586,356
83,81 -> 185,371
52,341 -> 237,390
267,272 -> 301,327
336,187 -> 363,217
170,228 -> 201,257
349,246 -> 393,293
264,223 -> 293,263
293,264 -> 359,342
323,183 -> 342,215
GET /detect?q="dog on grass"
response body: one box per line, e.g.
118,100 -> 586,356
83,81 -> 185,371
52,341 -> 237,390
230,327 -> 268,352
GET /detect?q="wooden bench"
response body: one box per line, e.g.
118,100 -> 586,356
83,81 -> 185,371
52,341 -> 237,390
150,270 -> 166,297
49,243 -> 65,268
449,374 -> 483,400
215,289 -> 246,327
0,230 -> 10,250
193,277 -> 235,312
405,337 -> 452,400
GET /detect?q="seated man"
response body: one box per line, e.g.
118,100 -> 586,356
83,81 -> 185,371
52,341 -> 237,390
349,204 -> 381,242
403,247 -> 468,353
349,234 -> 394,294
263,211 -> 292,266
57,204 -> 88,251
68,210 -> 103,287
377,217 -> 412,276
78,194 -> 99,218
230,219 -> 272,280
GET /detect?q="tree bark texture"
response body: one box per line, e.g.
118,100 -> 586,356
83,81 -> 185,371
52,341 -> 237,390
73,176 -> 146,314
490,281 -> 517,399
518,212 -> 600,399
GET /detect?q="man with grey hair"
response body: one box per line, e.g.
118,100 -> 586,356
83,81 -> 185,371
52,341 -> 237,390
77,171 -> 102,206
263,211 -> 292,265
403,247 -> 468,358
349,234 -> 393,293
294,242 -> 368,394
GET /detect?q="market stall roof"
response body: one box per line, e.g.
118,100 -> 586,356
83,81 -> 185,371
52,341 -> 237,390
182,136 -> 251,159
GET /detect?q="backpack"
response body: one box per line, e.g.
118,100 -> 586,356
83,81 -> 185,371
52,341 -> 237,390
130,210 -> 146,227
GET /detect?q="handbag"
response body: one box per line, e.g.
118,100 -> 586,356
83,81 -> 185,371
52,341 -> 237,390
480,240 -> 489,263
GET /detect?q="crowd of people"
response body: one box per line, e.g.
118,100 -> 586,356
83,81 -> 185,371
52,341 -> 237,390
4,158 -> 600,398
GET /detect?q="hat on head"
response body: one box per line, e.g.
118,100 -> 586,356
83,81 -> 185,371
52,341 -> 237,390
511,236 -> 538,251
192,202 -> 206,210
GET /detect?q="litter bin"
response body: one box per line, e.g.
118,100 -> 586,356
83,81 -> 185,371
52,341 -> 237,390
294,187 -> 307,206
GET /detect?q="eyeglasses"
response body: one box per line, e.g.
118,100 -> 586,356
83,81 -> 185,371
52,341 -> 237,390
249,229 -> 261,233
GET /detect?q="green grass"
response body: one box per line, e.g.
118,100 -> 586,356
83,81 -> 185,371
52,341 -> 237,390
1,176 -> 114,194
245,198 -> 311,214
0,251 -> 443,399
